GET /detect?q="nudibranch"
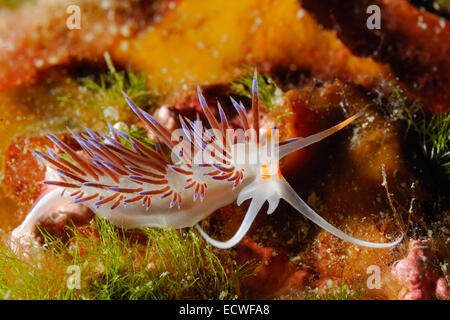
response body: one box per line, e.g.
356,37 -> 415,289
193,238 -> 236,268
12,71 -> 402,249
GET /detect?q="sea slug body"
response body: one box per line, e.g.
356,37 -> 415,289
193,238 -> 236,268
12,71 -> 402,249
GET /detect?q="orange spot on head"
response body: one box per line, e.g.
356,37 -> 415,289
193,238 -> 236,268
261,163 -> 271,180
260,162 -> 282,180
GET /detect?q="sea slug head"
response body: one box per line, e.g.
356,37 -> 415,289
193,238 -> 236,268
235,125 -> 284,215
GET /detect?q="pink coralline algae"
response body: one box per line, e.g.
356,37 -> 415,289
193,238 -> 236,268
392,240 -> 449,300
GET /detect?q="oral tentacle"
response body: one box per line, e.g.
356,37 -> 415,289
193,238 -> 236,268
277,110 -> 364,159
195,195 -> 265,249
236,181 -> 258,205
266,194 -> 280,214
279,178 -> 403,248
